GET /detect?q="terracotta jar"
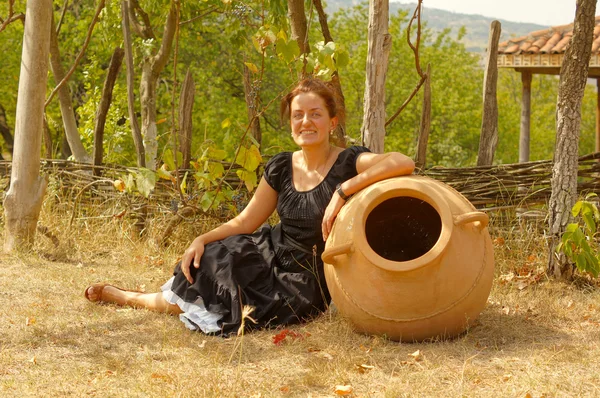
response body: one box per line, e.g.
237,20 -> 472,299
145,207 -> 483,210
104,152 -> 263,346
322,175 -> 494,342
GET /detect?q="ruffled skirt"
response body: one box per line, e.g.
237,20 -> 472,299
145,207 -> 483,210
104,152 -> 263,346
163,225 -> 329,336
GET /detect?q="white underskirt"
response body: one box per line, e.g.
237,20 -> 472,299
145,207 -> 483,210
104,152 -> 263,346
161,277 -> 223,334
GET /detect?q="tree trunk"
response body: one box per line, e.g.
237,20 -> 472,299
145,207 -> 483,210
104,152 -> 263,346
42,114 -> 53,158
0,104 -> 15,156
313,0 -> 346,147
139,2 -> 176,170
415,64 -> 431,170
360,0 -> 391,154
49,15 -> 91,163
93,47 -> 125,173
287,0 -> 309,54
178,68 -> 194,169
121,0 -> 145,167
477,20 -> 500,166
548,0 -> 597,279
3,0 -> 51,252
243,64 -> 261,147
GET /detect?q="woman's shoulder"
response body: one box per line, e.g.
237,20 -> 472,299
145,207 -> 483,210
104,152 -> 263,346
263,152 -> 292,191
335,145 -> 371,163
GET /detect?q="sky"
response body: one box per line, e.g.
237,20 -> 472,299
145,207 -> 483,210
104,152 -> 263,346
392,0 -> 595,27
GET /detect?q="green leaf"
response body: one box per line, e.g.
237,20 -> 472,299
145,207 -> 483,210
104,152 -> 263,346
244,62 -> 259,74
200,191 -> 215,212
235,145 -> 262,171
236,169 -> 258,191
572,200 -> 583,217
565,223 -> 579,233
157,165 -> 175,182
335,49 -> 350,68
136,168 -> 157,198
163,148 -> 176,170
207,161 -> 225,179
583,212 -> 596,234
208,147 -> 227,161
180,171 -> 188,194
576,253 -> 586,271
124,173 -> 136,193
275,37 -> 300,63
221,118 -> 231,129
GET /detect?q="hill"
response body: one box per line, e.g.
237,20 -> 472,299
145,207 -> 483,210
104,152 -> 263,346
325,0 -> 547,53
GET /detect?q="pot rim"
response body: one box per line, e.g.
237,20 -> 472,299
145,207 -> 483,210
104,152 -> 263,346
355,177 -> 454,272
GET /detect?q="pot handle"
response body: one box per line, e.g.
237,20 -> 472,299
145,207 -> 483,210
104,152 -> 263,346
321,242 -> 354,265
454,211 -> 489,230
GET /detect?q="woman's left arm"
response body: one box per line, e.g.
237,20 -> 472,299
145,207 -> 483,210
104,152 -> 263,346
322,152 -> 415,241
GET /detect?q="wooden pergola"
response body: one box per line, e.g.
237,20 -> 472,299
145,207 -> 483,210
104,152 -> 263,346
497,16 -> 600,162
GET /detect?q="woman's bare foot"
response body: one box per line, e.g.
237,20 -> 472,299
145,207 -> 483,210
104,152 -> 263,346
84,283 -> 182,314
84,284 -> 128,305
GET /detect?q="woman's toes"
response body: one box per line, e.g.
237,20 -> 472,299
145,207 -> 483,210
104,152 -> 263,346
85,284 -> 104,302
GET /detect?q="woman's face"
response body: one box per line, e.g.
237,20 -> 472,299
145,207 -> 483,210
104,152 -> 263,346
290,92 -> 337,148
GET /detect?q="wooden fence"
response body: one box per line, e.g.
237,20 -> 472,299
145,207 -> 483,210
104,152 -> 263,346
1,153 -> 600,220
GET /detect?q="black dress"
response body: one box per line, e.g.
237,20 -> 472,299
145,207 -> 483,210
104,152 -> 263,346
162,146 -> 371,336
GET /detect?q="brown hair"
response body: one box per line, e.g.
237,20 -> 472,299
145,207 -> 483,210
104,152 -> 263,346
280,78 -> 337,122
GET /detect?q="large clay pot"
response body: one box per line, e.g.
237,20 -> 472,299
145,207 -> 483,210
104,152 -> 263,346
322,175 -> 494,342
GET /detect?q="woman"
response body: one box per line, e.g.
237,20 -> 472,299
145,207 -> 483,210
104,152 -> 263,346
85,78 -> 415,335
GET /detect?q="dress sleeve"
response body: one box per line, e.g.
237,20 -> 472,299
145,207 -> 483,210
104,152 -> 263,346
335,146 -> 371,181
262,152 -> 290,192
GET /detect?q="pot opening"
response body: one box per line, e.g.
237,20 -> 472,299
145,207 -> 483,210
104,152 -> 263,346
365,196 -> 442,262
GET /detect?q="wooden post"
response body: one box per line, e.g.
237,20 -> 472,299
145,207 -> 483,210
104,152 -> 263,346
415,64 -> 431,170
93,47 -> 124,174
178,68 -> 195,169
360,0 -> 391,154
519,71 -> 532,162
477,20 -> 501,166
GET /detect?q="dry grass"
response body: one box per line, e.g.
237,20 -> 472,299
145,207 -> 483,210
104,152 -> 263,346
1,202 -> 600,397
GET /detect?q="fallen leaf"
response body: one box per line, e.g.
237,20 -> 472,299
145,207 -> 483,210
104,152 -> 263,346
335,385 -> 353,396
502,374 -> 512,382
28,356 -> 37,365
359,344 -> 372,353
314,351 -> 333,360
524,393 -> 533,398
272,329 -> 306,345
566,300 -> 574,309
279,385 -> 290,393
356,364 -> 374,373
26,317 -> 36,326
493,237 -> 505,246
409,350 -> 422,361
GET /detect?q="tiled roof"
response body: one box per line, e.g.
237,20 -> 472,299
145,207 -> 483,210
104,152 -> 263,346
498,15 -> 600,55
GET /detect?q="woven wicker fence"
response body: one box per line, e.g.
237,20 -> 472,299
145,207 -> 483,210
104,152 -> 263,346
1,153 -> 600,221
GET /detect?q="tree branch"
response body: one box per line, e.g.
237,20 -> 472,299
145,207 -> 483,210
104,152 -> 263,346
45,0 -> 106,108
179,6 -> 219,26
406,0 -> 424,78
151,1 -> 177,76
56,0 -> 69,35
128,0 -> 155,40
386,0 -> 426,127
385,74 -> 427,127
0,0 -> 25,33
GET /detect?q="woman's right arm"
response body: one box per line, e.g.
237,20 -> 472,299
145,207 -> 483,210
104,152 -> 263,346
180,176 -> 278,283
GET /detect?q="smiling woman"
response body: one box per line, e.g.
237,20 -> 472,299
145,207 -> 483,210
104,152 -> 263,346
85,78 -> 415,336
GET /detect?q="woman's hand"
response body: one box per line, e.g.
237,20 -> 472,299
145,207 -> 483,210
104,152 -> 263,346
322,192 -> 346,242
180,236 -> 206,284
